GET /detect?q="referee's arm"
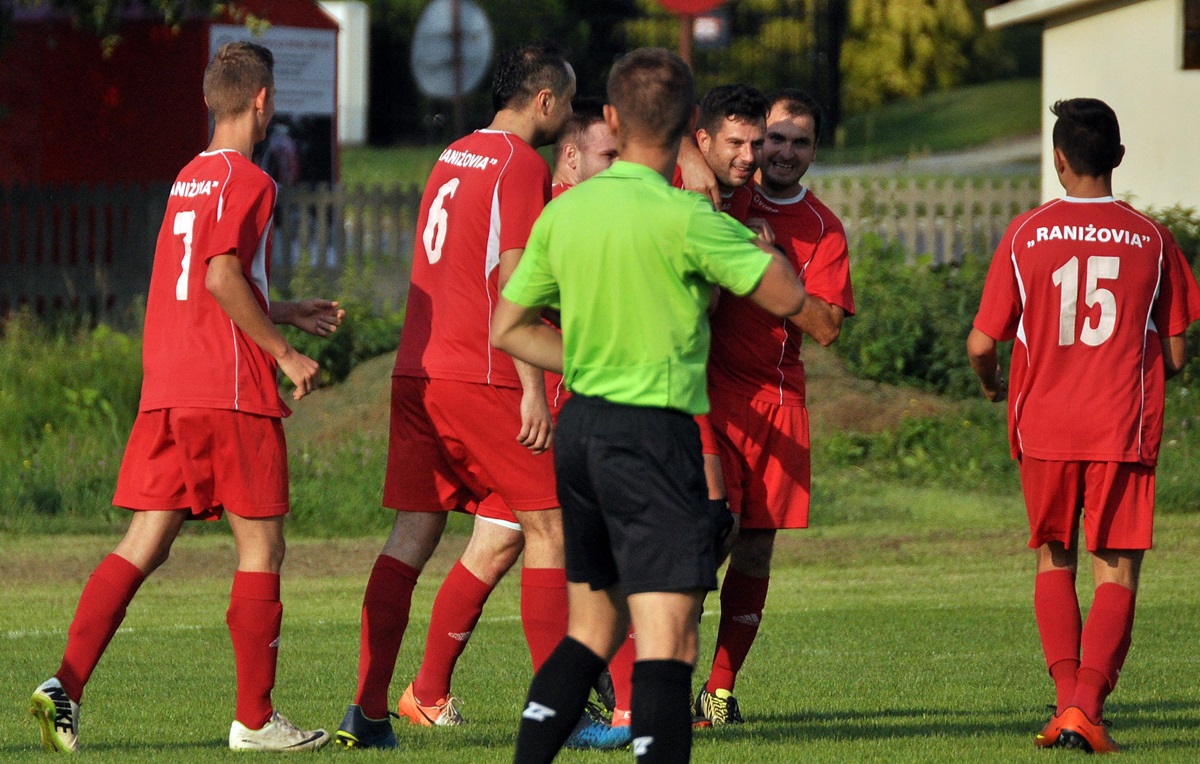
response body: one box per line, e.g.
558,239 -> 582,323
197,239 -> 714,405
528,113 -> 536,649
492,297 -> 565,374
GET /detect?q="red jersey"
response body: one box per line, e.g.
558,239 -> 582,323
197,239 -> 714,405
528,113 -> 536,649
708,185 -> 854,405
393,130 -> 551,387
139,149 -> 284,417
974,197 -> 1200,465
670,165 -> 751,218
551,181 -> 572,199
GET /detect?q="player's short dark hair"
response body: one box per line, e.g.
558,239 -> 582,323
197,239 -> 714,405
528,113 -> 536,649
492,43 -> 573,112
607,48 -> 694,148
203,41 -> 274,123
553,97 -> 607,164
698,84 -> 768,137
767,88 -> 823,144
1051,98 -> 1122,177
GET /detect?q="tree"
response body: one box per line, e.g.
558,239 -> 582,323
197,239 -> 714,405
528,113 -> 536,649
840,0 -> 976,113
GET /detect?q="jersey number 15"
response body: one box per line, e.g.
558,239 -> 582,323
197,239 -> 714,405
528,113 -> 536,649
1051,255 -> 1120,347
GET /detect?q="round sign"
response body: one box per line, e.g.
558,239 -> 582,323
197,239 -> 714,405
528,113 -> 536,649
411,0 -> 494,99
657,0 -> 725,13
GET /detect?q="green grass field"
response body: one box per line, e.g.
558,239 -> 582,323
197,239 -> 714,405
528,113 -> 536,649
4,507 -> 1200,762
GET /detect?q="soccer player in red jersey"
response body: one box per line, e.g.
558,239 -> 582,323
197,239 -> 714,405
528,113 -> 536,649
28,41 -> 344,754
968,98 -> 1200,753
334,44 -> 576,749
551,97 -> 618,200
694,89 -> 855,726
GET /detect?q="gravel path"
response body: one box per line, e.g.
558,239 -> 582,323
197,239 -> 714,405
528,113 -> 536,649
811,133 -> 1042,176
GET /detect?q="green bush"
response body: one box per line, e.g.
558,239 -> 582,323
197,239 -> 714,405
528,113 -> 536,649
1148,203 -> 1200,265
279,260 -> 404,386
833,234 -> 991,398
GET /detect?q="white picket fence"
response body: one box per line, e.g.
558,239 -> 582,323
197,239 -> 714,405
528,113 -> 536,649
1,175 -> 1041,321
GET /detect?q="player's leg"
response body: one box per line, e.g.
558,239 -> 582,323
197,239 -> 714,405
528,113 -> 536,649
353,510 -> 447,716
516,582 -> 629,762
403,513 -> 523,726
32,509 -> 187,753
513,506 -> 569,671
1034,540 -> 1081,713
629,590 -> 707,764
697,527 -> 773,725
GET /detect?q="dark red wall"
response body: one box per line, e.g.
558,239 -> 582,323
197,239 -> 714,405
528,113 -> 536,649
0,1 -> 337,185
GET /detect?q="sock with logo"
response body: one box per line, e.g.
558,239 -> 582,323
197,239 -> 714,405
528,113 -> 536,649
608,628 -> 637,726
355,555 -> 420,719
520,567 -> 568,671
56,554 -> 145,702
227,571 -> 282,729
413,561 -> 495,703
1034,569 -> 1082,714
514,637 -> 606,763
630,659 -> 694,764
706,568 -> 769,693
1074,582 -> 1136,723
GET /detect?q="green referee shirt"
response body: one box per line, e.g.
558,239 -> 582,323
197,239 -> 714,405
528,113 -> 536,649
502,160 -> 771,415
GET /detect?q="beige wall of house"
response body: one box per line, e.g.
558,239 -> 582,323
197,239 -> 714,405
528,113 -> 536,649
991,0 -> 1200,211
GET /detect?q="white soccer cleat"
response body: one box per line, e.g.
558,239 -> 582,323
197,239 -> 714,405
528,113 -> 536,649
30,677 -> 80,753
229,711 -> 330,752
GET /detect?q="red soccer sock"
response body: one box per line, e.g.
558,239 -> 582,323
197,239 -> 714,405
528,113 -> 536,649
1034,569 -> 1082,714
706,568 -> 769,694
412,561 -> 495,703
520,567 -> 568,671
608,627 -> 636,725
56,554 -> 145,702
355,555 -> 420,719
1074,582 -> 1136,723
227,571 -> 282,730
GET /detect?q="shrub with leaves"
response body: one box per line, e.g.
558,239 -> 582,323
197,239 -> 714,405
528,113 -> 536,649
833,234 -> 991,398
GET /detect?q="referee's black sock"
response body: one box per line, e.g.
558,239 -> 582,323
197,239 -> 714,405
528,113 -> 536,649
514,636 -> 606,764
630,659 -> 694,763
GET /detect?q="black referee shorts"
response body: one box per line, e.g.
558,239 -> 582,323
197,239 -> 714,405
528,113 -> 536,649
554,394 -> 718,595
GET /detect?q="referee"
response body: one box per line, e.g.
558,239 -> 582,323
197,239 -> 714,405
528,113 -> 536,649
493,48 -> 808,764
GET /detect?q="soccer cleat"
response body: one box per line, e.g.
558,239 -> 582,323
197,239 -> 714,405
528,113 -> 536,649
564,702 -> 632,751
333,704 -> 398,749
397,682 -> 465,726
692,687 -> 745,726
229,711 -> 330,751
30,678 -> 80,753
1058,706 -> 1121,754
1035,705 -> 1065,749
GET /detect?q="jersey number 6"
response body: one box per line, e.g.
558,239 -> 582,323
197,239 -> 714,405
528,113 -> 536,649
423,178 -> 461,264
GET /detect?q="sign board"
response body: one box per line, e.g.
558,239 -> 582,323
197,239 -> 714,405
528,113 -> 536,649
209,24 -> 337,184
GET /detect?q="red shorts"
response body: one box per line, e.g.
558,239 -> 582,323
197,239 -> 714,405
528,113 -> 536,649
1019,456 -> 1155,551
113,408 -> 289,520
383,377 -> 558,523
709,387 -> 811,530
696,413 -> 719,456
546,370 -> 569,418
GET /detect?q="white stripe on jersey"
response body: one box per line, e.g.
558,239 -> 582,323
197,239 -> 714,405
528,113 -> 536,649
483,132 -> 517,386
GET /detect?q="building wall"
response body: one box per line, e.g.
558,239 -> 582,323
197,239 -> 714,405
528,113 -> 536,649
1041,0 -> 1200,210
319,1 -> 370,145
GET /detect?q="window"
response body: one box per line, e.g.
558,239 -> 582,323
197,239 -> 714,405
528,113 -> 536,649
1186,0 -> 1200,69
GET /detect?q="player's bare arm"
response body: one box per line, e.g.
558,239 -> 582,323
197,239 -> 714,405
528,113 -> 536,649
746,242 -> 806,317
1163,334 -> 1188,380
206,253 -> 319,401
492,297 -> 565,375
269,299 -> 346,338
787,294 -> 844,347
966,327 -> 1007,402
676,136 -> 721,208
498,246 -> 554,454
